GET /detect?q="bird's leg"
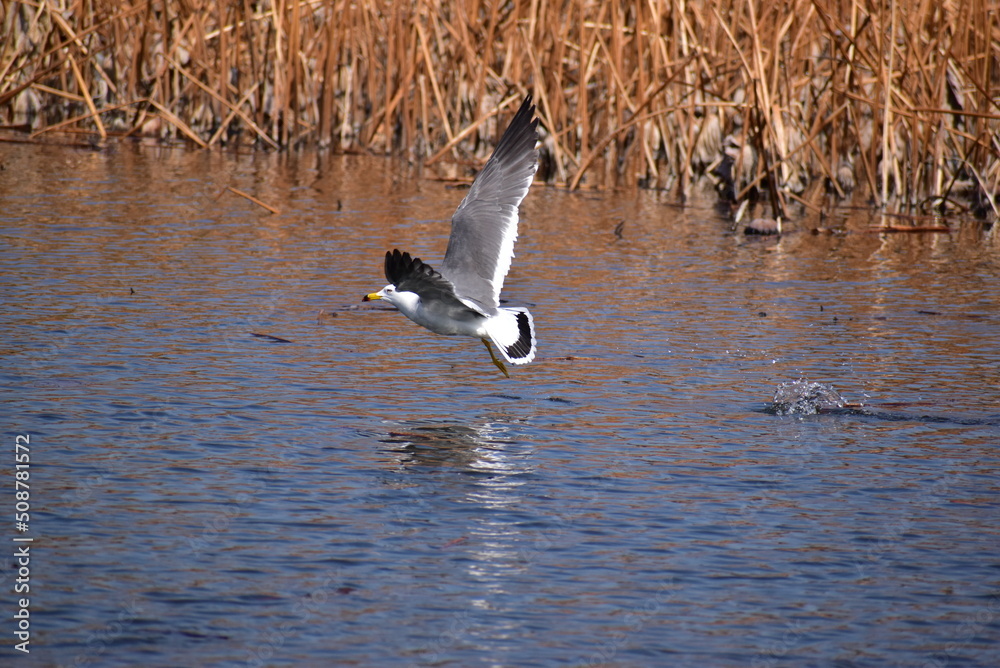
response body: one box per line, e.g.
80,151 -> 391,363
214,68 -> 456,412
481,339 -> 510,378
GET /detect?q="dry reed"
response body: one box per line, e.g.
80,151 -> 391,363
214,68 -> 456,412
2,0 -> 998,219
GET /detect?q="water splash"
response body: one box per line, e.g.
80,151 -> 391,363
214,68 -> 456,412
769,380 -> 848,415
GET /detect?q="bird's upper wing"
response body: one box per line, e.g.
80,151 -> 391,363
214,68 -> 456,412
384,249 -> 482,314
440,95 -> 539,311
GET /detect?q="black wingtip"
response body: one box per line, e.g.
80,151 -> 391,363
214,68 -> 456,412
487,94 -> 539,168
383,249 -> 395,283
512,93 -> 538,135
384,249 -> 410,284
384,248 -> 443,287
518,93 -> 534,117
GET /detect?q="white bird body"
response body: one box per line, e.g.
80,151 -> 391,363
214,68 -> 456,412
378,287 -> 483,337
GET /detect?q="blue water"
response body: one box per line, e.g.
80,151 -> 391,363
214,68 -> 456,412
2,142 -> 999,666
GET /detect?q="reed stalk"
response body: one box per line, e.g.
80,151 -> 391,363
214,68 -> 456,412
2,0 -> 998,218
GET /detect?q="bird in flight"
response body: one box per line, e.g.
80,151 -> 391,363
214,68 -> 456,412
364,95 -> 539,378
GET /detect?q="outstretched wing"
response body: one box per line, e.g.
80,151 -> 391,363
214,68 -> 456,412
440,95 -> 539,311
384,249 -> 481,313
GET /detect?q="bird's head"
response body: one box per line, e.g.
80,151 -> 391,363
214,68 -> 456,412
363,284 -> 394,303
363,284 -> 419,312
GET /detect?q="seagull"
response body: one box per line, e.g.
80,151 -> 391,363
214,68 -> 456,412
363,95 -> 539,378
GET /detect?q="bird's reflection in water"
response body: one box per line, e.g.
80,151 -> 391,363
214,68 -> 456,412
377,418 -> 531,477
375,417 -> 544,597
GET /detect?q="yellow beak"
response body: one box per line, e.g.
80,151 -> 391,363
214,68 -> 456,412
362,292 -> 382,302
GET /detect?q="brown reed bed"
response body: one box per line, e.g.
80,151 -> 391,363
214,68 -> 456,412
2,0 -> 998,221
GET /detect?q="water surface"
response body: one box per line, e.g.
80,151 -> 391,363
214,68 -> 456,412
2,141 -> 999,666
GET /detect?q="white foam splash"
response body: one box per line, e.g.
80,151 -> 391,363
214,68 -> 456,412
771,380 -> 847,415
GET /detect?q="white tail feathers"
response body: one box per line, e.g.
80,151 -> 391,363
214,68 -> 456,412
486,307 -> 536,364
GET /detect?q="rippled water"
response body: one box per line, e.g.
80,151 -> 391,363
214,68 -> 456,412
2,141 -> 999,666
